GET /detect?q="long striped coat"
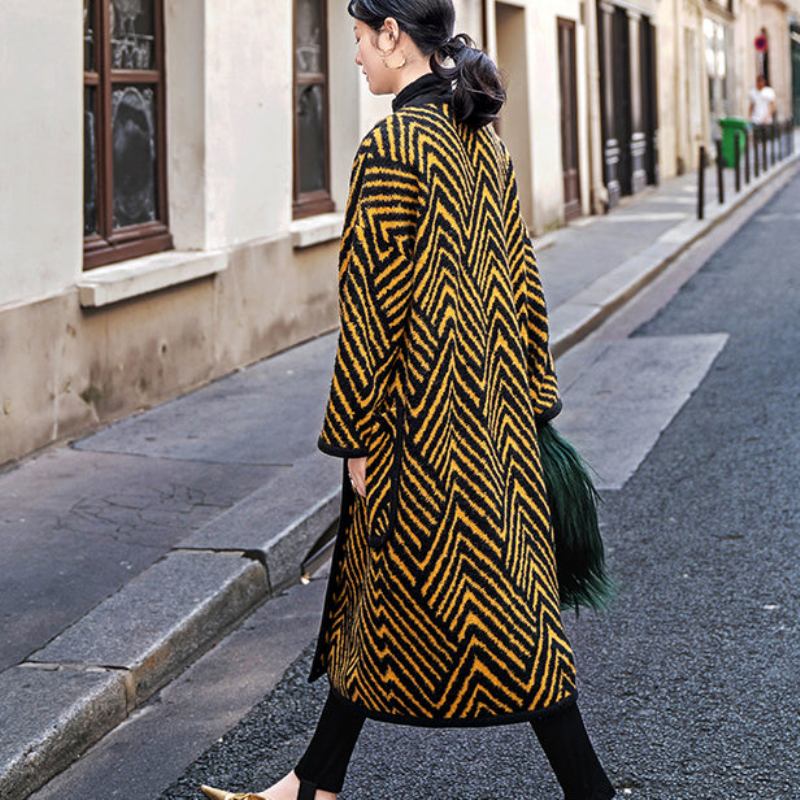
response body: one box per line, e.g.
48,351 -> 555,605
308,75 -> 577,727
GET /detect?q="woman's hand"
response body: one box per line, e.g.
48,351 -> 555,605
347,456 -> 367,498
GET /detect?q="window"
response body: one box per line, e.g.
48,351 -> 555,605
83,0 -> 172,270
704,16 -> 731,122
293,0 -> 335,218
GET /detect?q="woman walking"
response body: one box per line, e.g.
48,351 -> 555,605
201,1 -> 616,798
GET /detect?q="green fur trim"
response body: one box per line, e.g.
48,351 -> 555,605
536,419 -> 618,616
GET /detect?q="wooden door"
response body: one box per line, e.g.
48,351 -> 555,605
597,1 -> 620,208
627,11 -> 647,193
558,17 -> 581,221
640,15 -> 659,186
612,5 -> 633,196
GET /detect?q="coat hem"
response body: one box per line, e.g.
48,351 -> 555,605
324,672 -> 579,728
317,436 -> 369,459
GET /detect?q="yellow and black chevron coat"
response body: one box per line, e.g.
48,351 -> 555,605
309,73 -> 577,727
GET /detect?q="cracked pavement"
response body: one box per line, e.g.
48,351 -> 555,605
0,448 -> 278,672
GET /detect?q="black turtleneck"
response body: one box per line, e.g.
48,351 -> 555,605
391,71 -> 454,112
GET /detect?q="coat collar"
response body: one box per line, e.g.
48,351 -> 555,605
392,72 -> 454,112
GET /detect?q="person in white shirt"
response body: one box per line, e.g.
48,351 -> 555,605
748,74 -> 777,126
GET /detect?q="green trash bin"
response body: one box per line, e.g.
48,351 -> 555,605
719,117 -> 749,167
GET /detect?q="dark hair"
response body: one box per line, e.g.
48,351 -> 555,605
347,0 -> 506,129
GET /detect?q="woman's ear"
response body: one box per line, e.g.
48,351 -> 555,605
381,16 -> 403,43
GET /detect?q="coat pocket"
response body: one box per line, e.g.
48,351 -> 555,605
365,393 -> 405,549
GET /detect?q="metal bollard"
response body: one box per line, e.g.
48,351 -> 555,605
698,145 -> 706,220
767,122 -> 772,166
734,131 -> 741,192
772,121 -> 777,164
781,120 -> 786,156
762,123 -> 768,168
753,126 -> 760,178
744,128 -> 751,184
716,139 -> 724,204
769,119 -> 778,166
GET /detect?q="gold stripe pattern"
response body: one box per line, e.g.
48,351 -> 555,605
311,101 -> 576,726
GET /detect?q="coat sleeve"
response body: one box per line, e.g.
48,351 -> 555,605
499,142 -> 562,423
317,120 -> 422,458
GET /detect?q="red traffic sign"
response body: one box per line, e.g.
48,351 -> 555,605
755,34 -> 768,52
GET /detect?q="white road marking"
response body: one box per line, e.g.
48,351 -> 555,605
556,334 -> 729,490
645,196 -> 697,205
602,212 -> 689,222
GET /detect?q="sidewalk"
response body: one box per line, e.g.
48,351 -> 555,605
2,131 -> 798,800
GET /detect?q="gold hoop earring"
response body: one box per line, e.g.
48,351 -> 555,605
380,49 -> 407,69
376,30 -> 407,69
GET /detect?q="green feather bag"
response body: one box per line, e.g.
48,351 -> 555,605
535,417 -> 618,616
489,128 -> 616,616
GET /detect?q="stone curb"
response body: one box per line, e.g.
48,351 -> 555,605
27,552 -> 268,706
3,150 -> 798,800
0,665 -> 128,800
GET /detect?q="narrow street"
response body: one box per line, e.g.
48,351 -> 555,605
5,4 -> 800,800
31,160 -> 800,800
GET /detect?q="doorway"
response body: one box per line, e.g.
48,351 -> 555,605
495,2 -> 533,225
558,17 -> 582,221
640,15 -> 659,186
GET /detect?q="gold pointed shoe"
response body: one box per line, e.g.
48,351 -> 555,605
199,786 -> 269,800
199,778 -> 318,800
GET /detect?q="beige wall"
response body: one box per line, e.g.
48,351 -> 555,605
0,0 -> 346,465
0,3 -> 83,307
489,0 -> 592,234
0,0 -> 486,467
164,0 -> 207,249
205,0 -> 293,247
656,0 -> 794,179
529,0 -> 592,232
654,0 -> 708,177
495,1 -> 535,224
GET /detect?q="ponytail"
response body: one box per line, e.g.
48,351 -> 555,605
432,32 -> 506,129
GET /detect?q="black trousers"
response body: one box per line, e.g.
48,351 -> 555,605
294,686 -> 616,798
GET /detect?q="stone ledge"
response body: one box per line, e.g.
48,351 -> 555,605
77,249 -> 227,308
27,551 -> 267,706
0,665 -> 127,800
289,212 -> 344,249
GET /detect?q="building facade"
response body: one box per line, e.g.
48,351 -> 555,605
0,0 -> 796,466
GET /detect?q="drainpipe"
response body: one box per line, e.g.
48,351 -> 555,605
585,0 -> 608,214
674,0 -> 684,173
